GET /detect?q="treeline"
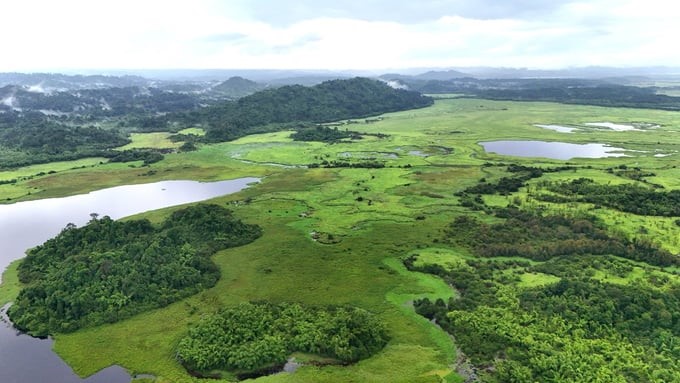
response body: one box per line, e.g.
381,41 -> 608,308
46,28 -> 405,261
0,85 -> 200,116
473,84 -> 680,110
390,77 -> 680,111
186,77 -> 432,142
307,160 -> 386,169
290,126 -> 362,142
9,204 -> 261,336
540,177 -> 680,216
0,111 -> 129,151
176,302 -> 388,374
108,149 -> 166,165
445,208 -> 679,266
460,164 -> 575,196
0,111 -> 129,168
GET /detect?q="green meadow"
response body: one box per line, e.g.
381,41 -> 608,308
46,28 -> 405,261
117,132 -> 183,150
2,98 -> 680,382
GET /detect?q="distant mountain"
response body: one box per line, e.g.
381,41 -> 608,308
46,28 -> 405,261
0,85 -> 199,115
199,77 -> 434,141
210,76 -> 265,98
380,69 -> 470,81
413,70 -> 470,81
99,69 -> 354,83
452,66 -> 680,79
0,73 -> 151,91
265,75 -> 351,87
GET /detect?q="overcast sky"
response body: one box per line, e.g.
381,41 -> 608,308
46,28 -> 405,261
3,0 -> 678,72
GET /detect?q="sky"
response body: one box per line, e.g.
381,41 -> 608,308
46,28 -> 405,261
2,0 -> 679,72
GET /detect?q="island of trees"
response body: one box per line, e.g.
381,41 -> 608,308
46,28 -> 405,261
176,302 -> 389,378
9,204 -> 262,336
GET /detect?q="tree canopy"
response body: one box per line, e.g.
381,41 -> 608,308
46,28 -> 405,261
176,302 -> 389,374
195,77 -> 433,142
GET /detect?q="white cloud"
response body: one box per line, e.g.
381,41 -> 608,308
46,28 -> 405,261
1,0 -> 678,71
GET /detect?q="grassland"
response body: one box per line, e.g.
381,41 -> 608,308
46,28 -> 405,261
2,98 -> 680,382
117,132 -> 183,150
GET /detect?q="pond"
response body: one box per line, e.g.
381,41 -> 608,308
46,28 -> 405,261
0,177 -> 259,383
534,124 -> 577,133
480,141 -> 627,160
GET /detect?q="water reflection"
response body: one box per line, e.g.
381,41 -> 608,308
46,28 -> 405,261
0,304 -> 131,383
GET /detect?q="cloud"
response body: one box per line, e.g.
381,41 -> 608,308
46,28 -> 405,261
232,0 -> 574,25
203,33 -> 250,43
1,0 -> 679,71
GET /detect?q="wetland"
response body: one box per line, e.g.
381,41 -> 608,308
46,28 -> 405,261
2,96 -> 680,382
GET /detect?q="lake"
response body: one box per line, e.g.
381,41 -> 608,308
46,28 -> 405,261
0,177 -> 258,383
480,141 -> 627,160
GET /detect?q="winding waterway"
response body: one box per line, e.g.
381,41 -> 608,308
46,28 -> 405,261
0,178 -> 259,383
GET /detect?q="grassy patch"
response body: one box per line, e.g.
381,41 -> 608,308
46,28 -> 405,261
118,133 -> 182,150
177,127 -> 206,136
517,272 -> 561,288
410,248 -> 471,271
0,260 -> 22,306
0,158 -> 107,181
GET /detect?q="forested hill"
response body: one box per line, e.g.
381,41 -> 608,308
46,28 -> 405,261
209,76 -> 265,98
388,77 -> 680,111
198,77 -> 433,141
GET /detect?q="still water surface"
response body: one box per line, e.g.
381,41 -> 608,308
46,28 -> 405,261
0,178 -> 258,383
480,140 -> 627,160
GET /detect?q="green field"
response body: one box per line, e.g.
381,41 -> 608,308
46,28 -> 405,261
2,98 -> 680,382
117,132 -> 183,150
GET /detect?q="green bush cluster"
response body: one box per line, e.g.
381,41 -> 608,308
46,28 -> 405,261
176,302 -> 389,373
446,208 -> 678,266
543,177 -> 680,217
